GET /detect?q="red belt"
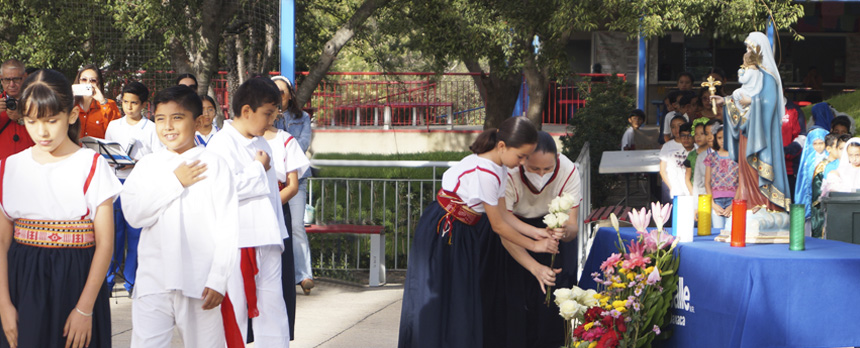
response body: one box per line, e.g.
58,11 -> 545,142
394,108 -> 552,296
436,189 -> 482,244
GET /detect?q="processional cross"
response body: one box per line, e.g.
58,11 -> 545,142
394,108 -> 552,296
701,76 -> 722,114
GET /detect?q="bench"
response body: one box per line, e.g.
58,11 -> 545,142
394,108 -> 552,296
585,205 -> 632,224
305,224 -> 386,286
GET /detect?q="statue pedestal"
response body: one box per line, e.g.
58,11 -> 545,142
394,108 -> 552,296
715,209 -> 790,244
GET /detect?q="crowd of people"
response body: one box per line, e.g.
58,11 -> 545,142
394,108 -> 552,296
622,69 -> 859,236
0,59 -> 315,347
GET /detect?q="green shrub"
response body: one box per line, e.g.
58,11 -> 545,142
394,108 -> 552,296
560,76 -> 633,207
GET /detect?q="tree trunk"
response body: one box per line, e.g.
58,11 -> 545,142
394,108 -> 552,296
464,60 -> 521,129
168,0 -> 239,96
523,53 -> 548,130
295,0 -> 391,107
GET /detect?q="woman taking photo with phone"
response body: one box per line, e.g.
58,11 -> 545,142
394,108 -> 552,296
74,64 -> 121,139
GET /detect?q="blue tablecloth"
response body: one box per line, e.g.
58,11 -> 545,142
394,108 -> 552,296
579,227 -> 860,347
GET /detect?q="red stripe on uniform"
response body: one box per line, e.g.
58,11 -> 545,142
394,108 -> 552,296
81,153 -> 99,219
452,166 -> 500,193
284,136 -> 295,148
558,165 -> 577,196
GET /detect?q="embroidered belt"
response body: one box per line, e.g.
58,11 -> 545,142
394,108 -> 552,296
436,189 -> 482,244
13,218 -> 95,249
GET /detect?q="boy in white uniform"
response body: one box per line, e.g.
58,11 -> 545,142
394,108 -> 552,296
207,78 -> 291,346
105,81 -> 163,292
121,85 -> 239,346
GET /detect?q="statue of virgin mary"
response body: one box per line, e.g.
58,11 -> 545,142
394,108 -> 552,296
723,32 -> 791,211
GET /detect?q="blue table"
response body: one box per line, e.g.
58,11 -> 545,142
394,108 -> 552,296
579,227 -> 860,347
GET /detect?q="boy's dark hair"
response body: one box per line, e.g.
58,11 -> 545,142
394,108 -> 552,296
629,109 -> 645,121
122,81 -> 150,103
824,133 -> 840,147
667,90 -> 681,104
831,116 -> 851,132
20,69 -> 80,144
678,122 -> 693,135
839,133 -> 852,144
670,115 -> 687,125
533,131 -> 558,155
705,119 -> 722,129
470,117 -> 538,154
678,72 -> 694,83
152,85 -> 203,119
679,92 -> 696,107
232,78 -> 281,117
698,84 -> 724,100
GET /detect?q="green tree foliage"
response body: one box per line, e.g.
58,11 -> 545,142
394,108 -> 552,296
560,76 -> 634,207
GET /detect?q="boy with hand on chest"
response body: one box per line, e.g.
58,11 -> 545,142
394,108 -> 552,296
120,85 -> 240,346
206,78 -> 292,346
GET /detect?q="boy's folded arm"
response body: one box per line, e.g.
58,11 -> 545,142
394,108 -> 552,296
120,162 -> 185,228
233,160 -> 272,200
204,164 -> 240,295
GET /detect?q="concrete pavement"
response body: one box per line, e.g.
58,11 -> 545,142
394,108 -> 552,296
110,280 -> 404,347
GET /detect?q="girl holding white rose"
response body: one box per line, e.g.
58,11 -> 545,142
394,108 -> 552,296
398,117 -> 560,348
483,131 -> 581,348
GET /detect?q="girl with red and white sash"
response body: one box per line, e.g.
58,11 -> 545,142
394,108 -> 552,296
0,70 -> 121,348
398,117 -> 560,348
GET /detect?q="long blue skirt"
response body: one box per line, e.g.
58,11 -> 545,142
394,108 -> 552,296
482,216 -> 578,348
1,241 -> 111,348
398,203 -> 491,348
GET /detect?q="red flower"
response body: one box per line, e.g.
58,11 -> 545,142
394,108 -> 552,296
584,307 -> 603,322
596,329 -> 619,348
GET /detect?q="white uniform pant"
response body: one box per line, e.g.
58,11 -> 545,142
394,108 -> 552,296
131,291 -> 225,347
290,179 -> 313,282
227,244 -> 291,347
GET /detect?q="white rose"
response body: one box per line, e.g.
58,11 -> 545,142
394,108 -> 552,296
557,193 -> 576,212
559,300 -> 581,320
570,286 -> 585,302
543,213 -> 560,228
581,289 -> 599,307
553,288 -> 573,306
554,212 -> 570,227
548,198 -> 563,213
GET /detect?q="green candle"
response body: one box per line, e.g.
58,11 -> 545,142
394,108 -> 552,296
790,204 -> 805,251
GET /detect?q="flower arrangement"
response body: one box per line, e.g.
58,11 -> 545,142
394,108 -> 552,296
555,203 -> 680,348
543,193 -> 577,305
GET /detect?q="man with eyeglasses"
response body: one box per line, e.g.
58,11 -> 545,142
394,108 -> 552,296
0,59 -> 34,159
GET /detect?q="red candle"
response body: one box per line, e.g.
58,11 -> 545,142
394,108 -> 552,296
731,200 -> 747,247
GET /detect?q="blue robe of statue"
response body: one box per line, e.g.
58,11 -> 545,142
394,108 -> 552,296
724,69 -> 791,210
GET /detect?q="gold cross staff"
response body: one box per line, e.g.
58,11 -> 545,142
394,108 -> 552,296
701,76 -> 722,115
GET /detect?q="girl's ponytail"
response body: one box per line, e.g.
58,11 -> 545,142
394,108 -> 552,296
469,128 -> 499,154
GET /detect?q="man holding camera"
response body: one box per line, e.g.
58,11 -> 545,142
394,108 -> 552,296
0,59 -> 34,159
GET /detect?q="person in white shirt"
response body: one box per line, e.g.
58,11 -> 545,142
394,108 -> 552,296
206,78 -> 291,347
660,118 -> 694,202
263,121 -> 310,339
195,95 -> 220,146
621,109 -> 645,150
121,86 -> 239,347
104,81 -> 162,293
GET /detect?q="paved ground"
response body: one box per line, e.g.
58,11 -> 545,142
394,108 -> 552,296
110,280 -> 404,347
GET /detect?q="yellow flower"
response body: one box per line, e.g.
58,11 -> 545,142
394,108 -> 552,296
626,272 -> 635,280
612,300 -> 627,308
618,268 -> 629,275
644,266 -> 655,275
584,322 -> 594,331
616,307 -> 628,313
588,342 -> 598,348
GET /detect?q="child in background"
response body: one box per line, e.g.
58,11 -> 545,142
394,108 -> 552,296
660,119 -> 693,202
684,118 -> 711,197
206,78 -> 291,346
399,117 -> 559,348
621,109 -> 645,150
811,133 -> 842,238
823,137 -> 860,194
831,116 -> 851,136
794,128 -> 829,224
263,116 -> 310,339
704,124 -> 739,229
121,86 -> 239,347
662,91 -> 686,142
195,95 -> 219,146
105,81 -> 162,292
0,69 -> 121,347
824,134 -> 851,179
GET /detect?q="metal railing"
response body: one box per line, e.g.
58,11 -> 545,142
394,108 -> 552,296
305,146 -> 593,278
574,143 -> 592,281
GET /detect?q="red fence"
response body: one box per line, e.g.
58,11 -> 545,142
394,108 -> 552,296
103,71 -> 624,126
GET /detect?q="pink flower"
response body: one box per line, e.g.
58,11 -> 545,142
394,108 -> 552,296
600,253 -> 622,274
652,325 -> 661,335
647,267 -> 662,285
623,240 -> 651,269
642,229 -> 675,253
629,207 -> 651,232
651,202 -> 672,232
